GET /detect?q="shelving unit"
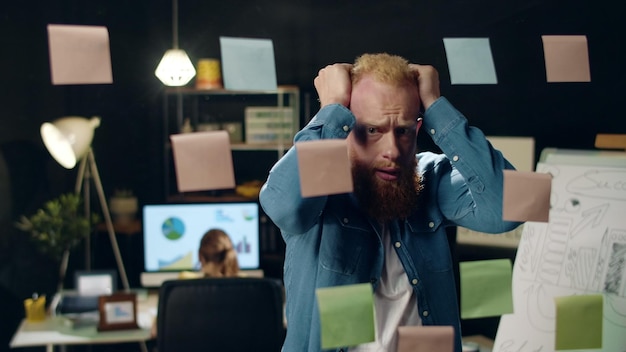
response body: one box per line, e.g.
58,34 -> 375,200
161,85 -> 300,199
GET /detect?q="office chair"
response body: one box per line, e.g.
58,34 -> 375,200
157,277 -> 285,352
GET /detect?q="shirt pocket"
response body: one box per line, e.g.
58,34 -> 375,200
407,217 -> 452,273
319,213 -> 370,276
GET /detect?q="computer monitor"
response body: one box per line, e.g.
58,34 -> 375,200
142,202 -> 260,275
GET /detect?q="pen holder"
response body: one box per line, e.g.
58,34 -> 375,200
24,295 -> 46,322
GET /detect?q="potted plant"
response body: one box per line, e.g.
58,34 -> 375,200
15,193 -> 99,293
109,189 -> 138,226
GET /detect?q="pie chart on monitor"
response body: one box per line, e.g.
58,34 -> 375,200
162,217 -> 185,240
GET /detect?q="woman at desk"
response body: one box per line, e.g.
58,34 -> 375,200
151,228 -> 241,337
180,228 -> 241,279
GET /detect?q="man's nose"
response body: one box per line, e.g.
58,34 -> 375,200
381,133 -> 400,160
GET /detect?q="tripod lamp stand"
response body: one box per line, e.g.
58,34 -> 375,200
40,116 -> 130,291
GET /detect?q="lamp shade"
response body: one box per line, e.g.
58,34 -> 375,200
40,116 -> 101,169
155,49 -> 196,86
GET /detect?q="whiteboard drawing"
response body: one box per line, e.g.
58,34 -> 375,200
494,162 -> 626,352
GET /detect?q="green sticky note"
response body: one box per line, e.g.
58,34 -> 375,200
316,283 -> 375,349
460,259 -> 513,319
555,294 -> 603,350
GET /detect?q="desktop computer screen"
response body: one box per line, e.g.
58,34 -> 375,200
142,202 -> 260,274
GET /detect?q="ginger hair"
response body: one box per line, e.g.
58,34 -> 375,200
351,53 -> 416,86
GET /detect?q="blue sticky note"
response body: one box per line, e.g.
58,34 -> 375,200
443,38 -> 498,85
219,36 -> 277,91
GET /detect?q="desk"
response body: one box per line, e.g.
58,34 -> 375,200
10,316 -> 151,351
10,291 -> 158,352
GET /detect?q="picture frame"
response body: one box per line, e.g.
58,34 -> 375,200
97,292 -> 139,331
75,270 -> 117,296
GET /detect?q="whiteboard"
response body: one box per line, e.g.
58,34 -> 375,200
493,161 -> 626,351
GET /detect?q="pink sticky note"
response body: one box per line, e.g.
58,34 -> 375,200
47,24 -> 113,85
397,326 -> 454,352
503,170 -> 551,222
170,131 -> 235,192
295,139 -> 353,198
542,35 -> 591,83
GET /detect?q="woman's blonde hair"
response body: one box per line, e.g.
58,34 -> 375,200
198,228 -> 240,277
351,53 -> 415,86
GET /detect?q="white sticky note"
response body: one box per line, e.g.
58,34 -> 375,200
443,37 -> 498,85
220,36 -> 277,91
47,24 -> 113,85
170,131 -> 236,192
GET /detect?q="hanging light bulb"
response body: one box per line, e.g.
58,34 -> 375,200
155,0 -> 196,86
155,49 -> 196,86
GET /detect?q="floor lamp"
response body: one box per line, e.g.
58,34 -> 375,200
40,116 -> 130,291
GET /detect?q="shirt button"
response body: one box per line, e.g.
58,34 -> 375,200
394,242 -> 401,248
452,155 -> 459,162
412,278 -> 418,285
343,125 -> 350,132
428,222 -> 435,228
423,310 -> 429,317
430,128 -> 436,135
343,218 -> 349,224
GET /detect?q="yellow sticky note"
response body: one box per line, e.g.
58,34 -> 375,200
460,259 -> 513,319
316,283 -> 375,349
555,294 -> 603,350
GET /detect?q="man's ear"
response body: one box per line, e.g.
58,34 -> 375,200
416,117 -> 423,136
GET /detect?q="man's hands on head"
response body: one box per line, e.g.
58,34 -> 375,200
409,64 -> 441,111
314,63 -> 353,108
314,62 -> 441,112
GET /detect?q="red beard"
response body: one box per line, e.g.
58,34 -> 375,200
351,158 -> 423,223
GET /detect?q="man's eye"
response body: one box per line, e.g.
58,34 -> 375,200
367,127 -> 377,134
396,127 -> 410,135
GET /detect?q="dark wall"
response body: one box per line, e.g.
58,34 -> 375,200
2,0 -> 623,207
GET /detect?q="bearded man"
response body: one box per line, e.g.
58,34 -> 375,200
259,53 -> 521,352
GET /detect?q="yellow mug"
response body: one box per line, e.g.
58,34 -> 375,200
196,58 -> 223,89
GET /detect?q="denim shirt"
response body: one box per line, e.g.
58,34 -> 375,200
259,97 -> 521,352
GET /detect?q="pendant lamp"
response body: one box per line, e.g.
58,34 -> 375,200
155,0 -> 195,86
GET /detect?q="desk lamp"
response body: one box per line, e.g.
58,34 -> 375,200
40,116 -> 130,291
